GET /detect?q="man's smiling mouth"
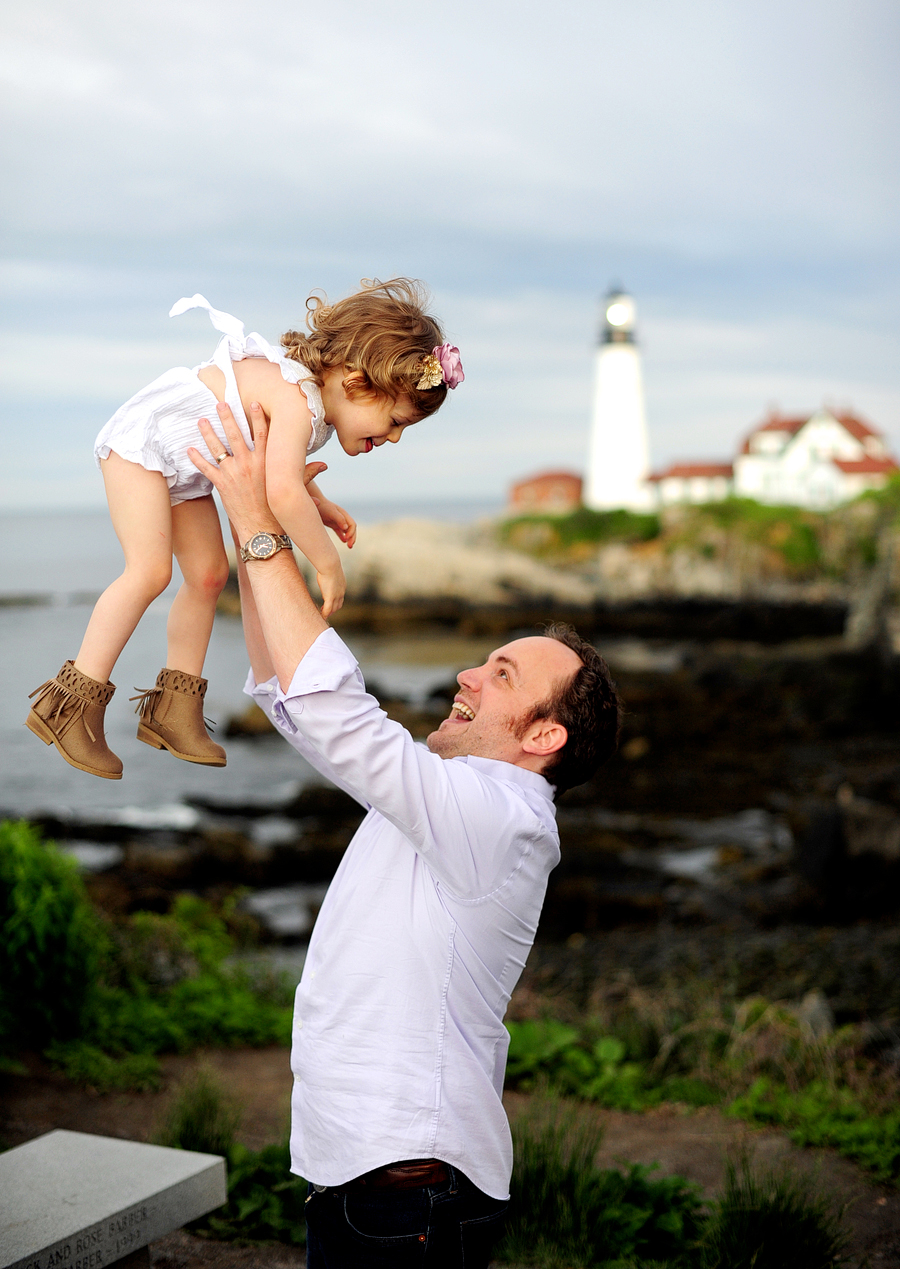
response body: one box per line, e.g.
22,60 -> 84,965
451,701 -> 475,721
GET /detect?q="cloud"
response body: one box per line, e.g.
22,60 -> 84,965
1,0 -> 898,509
4,0 -> 898,250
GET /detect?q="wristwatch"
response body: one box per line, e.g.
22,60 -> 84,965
240,532 -> 293,562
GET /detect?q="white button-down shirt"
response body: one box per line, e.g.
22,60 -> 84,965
246,628 -> 560,1200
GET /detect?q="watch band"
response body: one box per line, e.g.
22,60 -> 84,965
240,533 -> 293,563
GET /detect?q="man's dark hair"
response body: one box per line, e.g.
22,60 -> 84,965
518,622 -> 622,796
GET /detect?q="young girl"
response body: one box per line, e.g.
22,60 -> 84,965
27,278 -> 464,780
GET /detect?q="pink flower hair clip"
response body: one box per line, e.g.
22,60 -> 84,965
416,343 -> 465,391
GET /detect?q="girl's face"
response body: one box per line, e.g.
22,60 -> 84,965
321,368 -> 418,457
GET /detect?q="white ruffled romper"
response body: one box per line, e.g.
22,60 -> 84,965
94,296 -> 334,505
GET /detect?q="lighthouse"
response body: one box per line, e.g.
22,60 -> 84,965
584,287 -> 653,511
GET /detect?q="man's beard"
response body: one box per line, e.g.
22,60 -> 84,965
425,709 -> 529,761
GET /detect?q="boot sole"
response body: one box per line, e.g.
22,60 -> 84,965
137,723 -> 227,766
26,711 -> 123,780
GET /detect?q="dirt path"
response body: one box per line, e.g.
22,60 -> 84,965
3,1049 -> 899,1265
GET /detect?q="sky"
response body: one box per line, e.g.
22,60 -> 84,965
1,0 -> 898,510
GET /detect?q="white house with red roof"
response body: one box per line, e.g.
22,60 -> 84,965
733,408 -> 897,508
646,462 -> 735,506
647,408 -> 897,510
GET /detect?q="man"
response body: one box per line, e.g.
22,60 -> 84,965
189,401 -> 621,1268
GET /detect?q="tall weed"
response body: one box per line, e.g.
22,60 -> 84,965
156,1074 -> 307,1245
698,1158 -> 850,1269
156,1068 -> 242,1156
497,1095 -> 704,1267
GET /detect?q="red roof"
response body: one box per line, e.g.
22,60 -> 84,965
831,457 -> 898,475
831,412 -> 881,442
739,412 -> 808,454
647,463 -> 733,482
740,409 -> 884,455
513,470 -> 582,485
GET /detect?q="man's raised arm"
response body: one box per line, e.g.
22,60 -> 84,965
188,401 -> 328,693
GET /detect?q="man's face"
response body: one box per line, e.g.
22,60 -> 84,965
426,636 -> 582,768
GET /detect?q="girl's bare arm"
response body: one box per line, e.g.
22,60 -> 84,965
234,361 -> 345,616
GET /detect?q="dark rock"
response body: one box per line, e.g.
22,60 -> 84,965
224,702 -> 275,737
793,806 -> 848,892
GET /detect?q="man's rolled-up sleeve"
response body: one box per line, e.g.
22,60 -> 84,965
244,632 -> 372,809
244,629 -> 544,897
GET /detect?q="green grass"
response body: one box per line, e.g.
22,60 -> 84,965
146,1078 -> 863,1264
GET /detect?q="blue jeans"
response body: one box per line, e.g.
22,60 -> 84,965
304,1165 -> 508,1268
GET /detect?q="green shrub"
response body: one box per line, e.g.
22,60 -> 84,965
113,895 -> 232,989
200,1141 -> 307,1245
698,1158 -> 850,1269
0,820 -> 107,1046
497,1096 -> 703,1267
505,1018 -> 716,1112
44,1041 -> 162,1092
729,1077 -> 900,1183
90,965 -> 293,1058
499,507 -> 661,557
0,820 -> 293,1082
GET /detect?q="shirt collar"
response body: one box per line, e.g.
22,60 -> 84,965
457,754 -> 556,803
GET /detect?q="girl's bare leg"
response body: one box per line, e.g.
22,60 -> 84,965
167,496 -> 230,675
75,454 -> 174,683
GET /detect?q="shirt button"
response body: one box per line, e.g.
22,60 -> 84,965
296,1018 -> 304,1029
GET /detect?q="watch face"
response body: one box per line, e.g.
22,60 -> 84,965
249,533 -> 276,558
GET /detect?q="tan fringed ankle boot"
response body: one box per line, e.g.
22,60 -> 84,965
26,661 -> 124,780
132,668 -> 226,766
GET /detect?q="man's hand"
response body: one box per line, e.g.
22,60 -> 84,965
188,401 -> 280,542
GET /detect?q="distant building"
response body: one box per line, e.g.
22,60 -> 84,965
508,470 -> 583,514
647,462 -> 734,507
648,408 -> 898,510
733,408 -> 897,509
584,287 -> 653,512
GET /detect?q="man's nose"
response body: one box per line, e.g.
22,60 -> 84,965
457,666 -> 481,691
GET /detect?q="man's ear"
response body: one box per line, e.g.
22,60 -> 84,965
520,718 -> 567,758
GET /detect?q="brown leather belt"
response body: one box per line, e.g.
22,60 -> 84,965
351,1159 -> 450,1190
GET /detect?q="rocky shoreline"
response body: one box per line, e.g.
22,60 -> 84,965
15,616 -> 898,1023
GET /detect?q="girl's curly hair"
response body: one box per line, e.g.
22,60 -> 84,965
281,277 -> 448,419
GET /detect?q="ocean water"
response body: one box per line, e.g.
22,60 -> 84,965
0,505 -> 498,821
0,501 -> 502,599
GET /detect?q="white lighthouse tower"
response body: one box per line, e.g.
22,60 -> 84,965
584,287 -> 653,511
